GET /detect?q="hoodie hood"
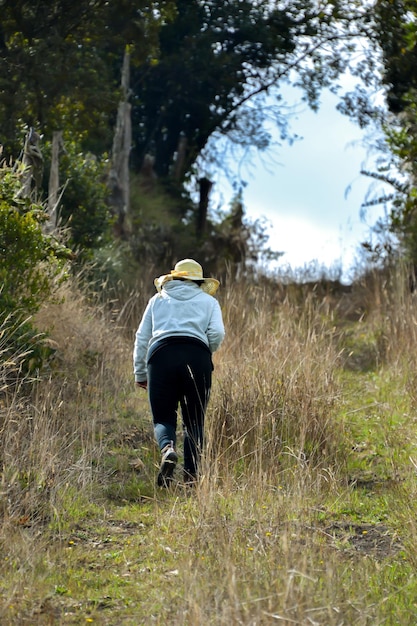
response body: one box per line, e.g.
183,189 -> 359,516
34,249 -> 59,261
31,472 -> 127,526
161,280 -> 205,301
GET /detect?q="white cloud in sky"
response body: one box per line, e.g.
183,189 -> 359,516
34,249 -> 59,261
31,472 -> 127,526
228,86 -> 391,279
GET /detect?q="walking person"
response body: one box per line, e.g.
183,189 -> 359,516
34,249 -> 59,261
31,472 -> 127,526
133,259 -> 225,487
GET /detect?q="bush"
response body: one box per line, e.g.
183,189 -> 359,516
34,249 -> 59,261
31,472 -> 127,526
0,161 -> 69,373
51,138 -> 112,256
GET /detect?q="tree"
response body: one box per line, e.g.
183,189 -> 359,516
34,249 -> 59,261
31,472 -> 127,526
0,0 -> 377,275
0,161 -> 68,314
123,0 -> 373,265
0,0 -> 371,178
374,0 -> 417,115
0,158 -> 71,374
0,0 -> 177,253
347,0 -> 417,268
46,134 -> 111,256
0,0 -> 176,156
130,0 -> 371,184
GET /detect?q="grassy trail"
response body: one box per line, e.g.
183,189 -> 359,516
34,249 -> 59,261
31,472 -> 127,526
2,367 -> 417,625
2,276 -> 417,624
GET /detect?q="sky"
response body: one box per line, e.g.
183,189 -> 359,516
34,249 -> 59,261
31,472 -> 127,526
217,85 -> 391,283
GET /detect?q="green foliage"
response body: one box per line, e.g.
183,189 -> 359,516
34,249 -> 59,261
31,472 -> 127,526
0,311 -> 55,381
374,0 -> 417,114
132,0 -> 367,181
0,0 -> 368,181
50,137 -> 112,255
354,1 -> 417,267
0,0 -> 177,156
125,177 -> 281,279
0,0 -> 380,276
382,116 -> 417,264
0,163 -> 65,314
0,161 -> 69,374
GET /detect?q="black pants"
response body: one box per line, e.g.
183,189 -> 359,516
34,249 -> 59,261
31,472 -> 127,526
147,341 -> 213,476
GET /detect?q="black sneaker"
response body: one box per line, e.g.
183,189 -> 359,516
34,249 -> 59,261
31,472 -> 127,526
157,442 -> 178,487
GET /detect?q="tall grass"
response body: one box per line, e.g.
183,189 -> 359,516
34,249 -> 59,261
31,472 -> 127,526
205,279 -> 343,486
1,265 -> 417,623
0,278 -> 131,529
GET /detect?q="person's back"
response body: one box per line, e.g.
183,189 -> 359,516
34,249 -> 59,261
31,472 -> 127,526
133,259 -> 225,487
145,280 -> 224,357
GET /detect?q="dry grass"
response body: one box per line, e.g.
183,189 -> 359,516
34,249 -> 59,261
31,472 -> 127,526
1,266 -> 417,624
206,280 -> 343,487
0,277 -> 133,528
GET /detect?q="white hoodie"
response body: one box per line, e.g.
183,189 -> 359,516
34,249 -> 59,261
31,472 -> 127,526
133,280 -> 225,382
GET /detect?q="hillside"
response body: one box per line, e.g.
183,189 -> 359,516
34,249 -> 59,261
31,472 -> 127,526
1,268 -> 417,625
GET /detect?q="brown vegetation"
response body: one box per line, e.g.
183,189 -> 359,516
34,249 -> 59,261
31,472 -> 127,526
1,265 -> 417,623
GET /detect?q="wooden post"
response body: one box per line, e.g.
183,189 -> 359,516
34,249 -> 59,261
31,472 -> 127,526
196,177 -> 213,237
108,48 -> 132,238
47,130 -> 63,233
173,133 -> 187,180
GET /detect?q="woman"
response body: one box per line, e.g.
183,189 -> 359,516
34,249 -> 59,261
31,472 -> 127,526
133,259 -> 225,487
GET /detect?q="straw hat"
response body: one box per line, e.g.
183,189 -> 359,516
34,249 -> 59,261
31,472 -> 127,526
154,259 -> 220,295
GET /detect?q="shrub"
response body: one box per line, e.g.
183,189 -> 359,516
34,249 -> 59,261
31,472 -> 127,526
51,138 -> 112,256
0,160 -> 69,373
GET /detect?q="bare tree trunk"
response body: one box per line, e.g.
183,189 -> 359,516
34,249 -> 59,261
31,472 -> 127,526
173,132 -> 187,180
46,130 -> 63,233
196,177 -> 213,238
108,48 -> 132,238
16,128 -> 43,200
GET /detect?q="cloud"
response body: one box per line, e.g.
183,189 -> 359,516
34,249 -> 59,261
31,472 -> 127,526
214,85 -> 390,279
244,97 -> 370,230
